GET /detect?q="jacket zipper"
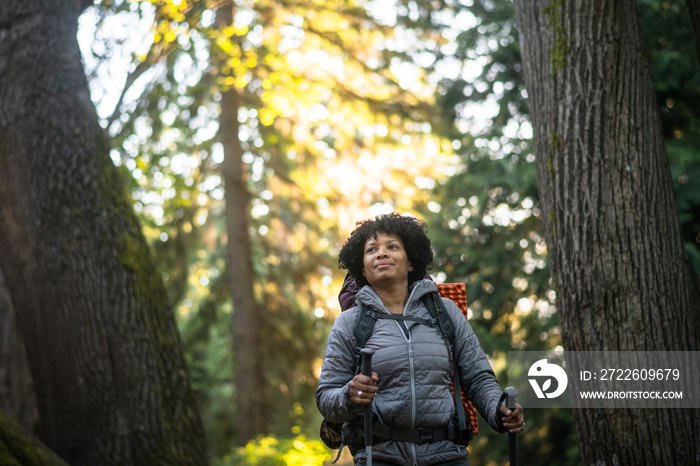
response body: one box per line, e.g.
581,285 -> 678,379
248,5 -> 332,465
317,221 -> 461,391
390,289 -> 423,466
395,319 -> 419,466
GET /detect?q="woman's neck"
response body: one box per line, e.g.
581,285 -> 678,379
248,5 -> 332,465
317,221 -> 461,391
373,283 -> 410,314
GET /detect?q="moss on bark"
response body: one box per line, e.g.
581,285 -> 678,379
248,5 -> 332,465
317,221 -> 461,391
545,0 -> 570,77
0,411 -> 69,466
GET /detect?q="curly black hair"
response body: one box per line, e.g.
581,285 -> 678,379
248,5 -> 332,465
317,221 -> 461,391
338,213 -> 433,288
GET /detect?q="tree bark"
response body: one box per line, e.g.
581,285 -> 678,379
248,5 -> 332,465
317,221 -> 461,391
0,268 -> 38,435
0,2 -> 208,464
513,0 -> 700,464
217,3 -> 267,446
687,0 -> 700,65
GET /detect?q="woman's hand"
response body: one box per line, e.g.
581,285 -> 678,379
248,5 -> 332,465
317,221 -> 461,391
498,402 -> 525,433
349,372 -> 378,405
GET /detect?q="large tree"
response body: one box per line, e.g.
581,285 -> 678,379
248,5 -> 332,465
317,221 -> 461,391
0,269 -> 37,434
215,3 -> 267,445
513,0 -> 700,464
0,1 -> 208,464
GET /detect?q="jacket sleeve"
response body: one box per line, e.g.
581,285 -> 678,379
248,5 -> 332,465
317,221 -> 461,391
315,309 -> 365,423
444,298 -> 507,433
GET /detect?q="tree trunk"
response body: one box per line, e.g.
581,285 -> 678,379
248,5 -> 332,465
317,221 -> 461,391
687,0 -> 700,65
217,3 -> 267,446
0,268 -> 38,435
513,1 -> 700,464
0,2 -> 209,464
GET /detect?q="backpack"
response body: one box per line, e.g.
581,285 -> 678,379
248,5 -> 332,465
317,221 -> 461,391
319,282 -> 480,455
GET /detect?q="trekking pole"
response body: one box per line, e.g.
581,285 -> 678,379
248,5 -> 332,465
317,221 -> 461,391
504,387 -> 519,466
360,348 -> 375,466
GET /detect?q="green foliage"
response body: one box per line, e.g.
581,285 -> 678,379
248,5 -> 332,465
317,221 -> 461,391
215,435 -> 331,466
84,0 -> 458,457
415,1 -> 578,464
638,0 -> 700,285
81,0 -> 700,463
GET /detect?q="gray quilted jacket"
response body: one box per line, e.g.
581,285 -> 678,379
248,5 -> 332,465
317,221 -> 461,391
316,280 -> 505,466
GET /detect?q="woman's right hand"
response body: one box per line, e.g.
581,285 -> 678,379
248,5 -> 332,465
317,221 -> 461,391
349,372 -> 378,405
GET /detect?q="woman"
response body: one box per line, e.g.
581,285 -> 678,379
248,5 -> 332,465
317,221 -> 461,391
316,213 -> 524,466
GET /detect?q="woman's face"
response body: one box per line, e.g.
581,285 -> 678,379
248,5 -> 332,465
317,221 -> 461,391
362,232 -> 412,288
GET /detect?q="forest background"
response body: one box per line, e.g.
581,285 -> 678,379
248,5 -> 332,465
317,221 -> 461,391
1,0 -> 698,465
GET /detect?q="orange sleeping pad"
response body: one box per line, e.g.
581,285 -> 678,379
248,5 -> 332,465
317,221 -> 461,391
436,283 -> 479,436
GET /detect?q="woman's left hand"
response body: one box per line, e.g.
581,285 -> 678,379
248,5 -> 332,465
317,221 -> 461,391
498,402 -> 525,434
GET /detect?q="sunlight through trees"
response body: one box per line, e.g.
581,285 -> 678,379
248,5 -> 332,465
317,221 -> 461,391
1,0 -> 698,464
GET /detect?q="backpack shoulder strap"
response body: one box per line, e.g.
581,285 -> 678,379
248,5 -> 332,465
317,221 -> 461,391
352,301 -> 378,372
423,292 -> 469,434
422,292 -> 456,358
426,293 -> 456,342
352,300 -> 434,354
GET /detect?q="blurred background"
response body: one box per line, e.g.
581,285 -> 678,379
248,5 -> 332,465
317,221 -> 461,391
3,0 -> 698,464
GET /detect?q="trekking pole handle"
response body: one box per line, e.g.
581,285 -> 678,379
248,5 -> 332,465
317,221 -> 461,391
360,348 -> 375,376
504,386 -> 519,410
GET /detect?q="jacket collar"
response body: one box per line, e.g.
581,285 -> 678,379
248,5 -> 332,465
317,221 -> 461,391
355,279 -> 437,315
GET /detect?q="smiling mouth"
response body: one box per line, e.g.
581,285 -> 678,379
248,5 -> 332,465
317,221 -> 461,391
375,263 -> 393,269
